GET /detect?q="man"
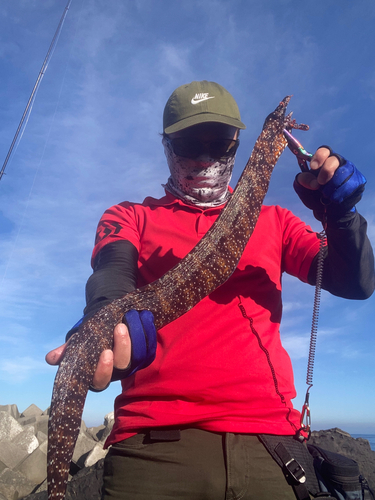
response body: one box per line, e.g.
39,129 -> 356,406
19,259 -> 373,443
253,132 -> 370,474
47,81 -> 374,499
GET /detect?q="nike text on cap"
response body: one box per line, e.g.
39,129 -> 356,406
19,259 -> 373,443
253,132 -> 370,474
163,80 -> 246,134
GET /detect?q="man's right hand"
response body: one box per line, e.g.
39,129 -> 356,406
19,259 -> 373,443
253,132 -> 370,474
45,323 -> 132,391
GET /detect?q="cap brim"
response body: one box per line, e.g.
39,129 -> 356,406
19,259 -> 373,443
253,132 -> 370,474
164,113 -> 246,134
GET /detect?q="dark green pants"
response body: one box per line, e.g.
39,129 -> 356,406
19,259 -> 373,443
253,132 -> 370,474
102,428 -> 299,499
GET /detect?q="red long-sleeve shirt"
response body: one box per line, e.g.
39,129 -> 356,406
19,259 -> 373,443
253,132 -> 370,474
92,191 -> 321,446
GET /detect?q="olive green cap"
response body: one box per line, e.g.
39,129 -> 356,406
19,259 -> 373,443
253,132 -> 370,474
163,80 -> 246,134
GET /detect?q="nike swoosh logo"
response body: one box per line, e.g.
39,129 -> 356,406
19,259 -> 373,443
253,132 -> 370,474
191,96 -> 215,105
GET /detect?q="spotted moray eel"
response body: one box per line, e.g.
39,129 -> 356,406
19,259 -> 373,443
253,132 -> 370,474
47,95 -> 307,499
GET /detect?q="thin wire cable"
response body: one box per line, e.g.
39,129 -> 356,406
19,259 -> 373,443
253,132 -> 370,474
0,0 -> 83,287
0,0 -> 73,181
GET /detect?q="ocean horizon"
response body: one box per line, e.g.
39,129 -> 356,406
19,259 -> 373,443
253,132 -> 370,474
351,433 -> 375,452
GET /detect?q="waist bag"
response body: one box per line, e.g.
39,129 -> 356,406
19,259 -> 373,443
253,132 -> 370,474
259,435 -> 375,500
307,444 -> 374,500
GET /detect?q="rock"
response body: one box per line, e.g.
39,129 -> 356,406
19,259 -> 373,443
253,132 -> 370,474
18,416 -> 49,437
16,446 -> 47,486
0,424 -> 40,473
84,442 -> 108,468
19,416 -> 37,428
309,427 -> 375,492
0,411 -> 23,441
97,412 -> 114,443
103,412 -> 114,428
36,431 -> 47,446
0,441 -> 30,470
22,493 -> 46,500
0,468 -> 36,500
80,420 -> 87,435
18,406 -> 47,435
21,405 -> 43,419
64,459 -> 104,500
86,424 -> 104,442
0,405 -> 20,420
34,479 -> 47,494
32,416 -> 49,437
12,426 -> 39,455
22,460 -> 104,500
0,404 -> 116,499
71,429 -> 97,469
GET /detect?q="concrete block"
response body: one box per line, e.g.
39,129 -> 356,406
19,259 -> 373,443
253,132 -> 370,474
39,439 -> 48,455
16,446 -> 47,485
98,426 -> 111,443
36,431 -> 47,446
19,415 -> 37,428
104,412 -> 114,428
0,461 -> 6,475
0,467 -> 36,500
80,419 -> 87,434
98,412 -> 114,443
32,477 -> 47,494
72,430 -> 97,469
0,404 -> 20,420
0,411 -> 23,441
0,440 -> 29,469
86,425 -> 104,442
84,442 -> 108,468
12,425 -> 39,454
35,415 -> 49,436
21,404 -> 43,419
35,479 -> 48,492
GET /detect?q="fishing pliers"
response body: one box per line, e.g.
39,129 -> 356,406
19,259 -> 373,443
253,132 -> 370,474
283,129 -> 313,173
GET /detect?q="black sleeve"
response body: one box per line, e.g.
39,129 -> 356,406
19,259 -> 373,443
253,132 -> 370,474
65,240 -> 138,340
307,211 -> 375,300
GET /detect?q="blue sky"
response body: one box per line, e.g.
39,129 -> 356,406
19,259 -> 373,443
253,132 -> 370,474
0,0 -> 374,433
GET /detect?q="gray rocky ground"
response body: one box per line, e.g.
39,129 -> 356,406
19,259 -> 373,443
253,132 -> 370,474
0,404 -> 374,499
0,404 -> 113,500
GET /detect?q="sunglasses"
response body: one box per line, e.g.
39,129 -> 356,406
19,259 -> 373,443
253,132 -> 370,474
165,136 -> 240,160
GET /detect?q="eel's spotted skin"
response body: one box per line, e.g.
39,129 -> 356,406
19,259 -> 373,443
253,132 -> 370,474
48,96 -> 301,499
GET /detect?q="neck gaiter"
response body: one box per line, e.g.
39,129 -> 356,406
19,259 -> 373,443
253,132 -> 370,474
162,137 -> 235,208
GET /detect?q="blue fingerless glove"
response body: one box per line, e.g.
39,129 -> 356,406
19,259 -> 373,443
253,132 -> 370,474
293,146 -> 366,224
111,309 -> 157,380
67,310 -> 157,386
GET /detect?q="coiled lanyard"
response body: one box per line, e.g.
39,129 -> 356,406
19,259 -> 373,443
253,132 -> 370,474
300,228 -> 326,439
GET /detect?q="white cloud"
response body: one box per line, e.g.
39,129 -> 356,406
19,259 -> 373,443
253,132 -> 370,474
283,301 -> 309,313
281,333 -> 310,360
0,356 -> 50,383
282,326 -> 349,361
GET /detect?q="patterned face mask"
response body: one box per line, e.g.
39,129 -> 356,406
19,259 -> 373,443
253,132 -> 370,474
162,137 -> 236,208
